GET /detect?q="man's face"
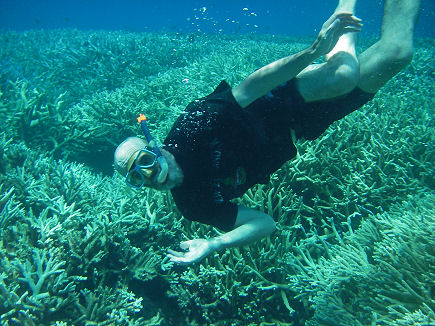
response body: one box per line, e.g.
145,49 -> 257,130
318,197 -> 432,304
125,149 -> 160,189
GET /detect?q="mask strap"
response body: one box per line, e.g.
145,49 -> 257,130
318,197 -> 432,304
156,156 -> 169,183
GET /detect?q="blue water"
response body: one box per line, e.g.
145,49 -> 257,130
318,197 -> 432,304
1,0 -> 434,38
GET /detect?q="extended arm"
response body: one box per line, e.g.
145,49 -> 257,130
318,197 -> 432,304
232,12 -> 362,108
167,206 -> 276,265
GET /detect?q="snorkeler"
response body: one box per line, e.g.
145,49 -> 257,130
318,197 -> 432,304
114,0 -> 420,265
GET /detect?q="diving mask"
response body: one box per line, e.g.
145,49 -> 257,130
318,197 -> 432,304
125,114 -> 168,189
125,148 -> 158,188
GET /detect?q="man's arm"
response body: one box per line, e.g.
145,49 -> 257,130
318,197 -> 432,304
232,12 -> 362,108
167,206 -> 275,265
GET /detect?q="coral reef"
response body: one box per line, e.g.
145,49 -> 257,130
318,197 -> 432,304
285,193 -> 435,325
0,29 -> 433,325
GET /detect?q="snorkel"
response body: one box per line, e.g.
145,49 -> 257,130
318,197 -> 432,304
137,114 -> 169,184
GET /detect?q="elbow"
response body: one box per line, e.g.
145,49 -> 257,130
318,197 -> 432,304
232,86 -> 254,108
236,206 -> 276,237
263,214 -> 277,236
270,217 -> 277,234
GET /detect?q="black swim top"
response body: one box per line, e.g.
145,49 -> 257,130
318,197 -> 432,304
163,80 -> 298,230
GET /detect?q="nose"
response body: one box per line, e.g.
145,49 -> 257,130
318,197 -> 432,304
141,168 -> 154,178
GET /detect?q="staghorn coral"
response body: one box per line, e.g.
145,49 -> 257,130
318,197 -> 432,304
0,139 -> 166,324
0,30 -> 210,107
1,29 -> 306,174
0,246 -> 79,324
283,193 -> 435,325
0,29 -> 433,325
0,185 -> 24,235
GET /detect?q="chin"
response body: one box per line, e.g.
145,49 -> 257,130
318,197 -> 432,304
147,171 -> 177,191
151,181 -> 173,191
146,149 -> 183,191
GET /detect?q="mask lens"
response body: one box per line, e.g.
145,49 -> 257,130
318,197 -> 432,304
126,169 -> 144,188
125,148 -> 159,189
136,150 -> 157,167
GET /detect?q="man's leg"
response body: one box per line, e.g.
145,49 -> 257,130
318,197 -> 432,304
295,0 -> 360,102
357,0 -> 420,93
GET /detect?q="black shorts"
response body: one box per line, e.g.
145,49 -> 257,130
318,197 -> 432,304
248,79 -> 376,141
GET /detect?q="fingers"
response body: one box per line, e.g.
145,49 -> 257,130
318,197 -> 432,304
336,12 -> 363,30
326,15 -> 362,38
167,254 -> 190,265
343,26 -> 362,34
166,242 -> 191,258
167,249 -> 190,264
167,243 -> 194,264
167,250 -> 198,265
167,252 -> 186,261
335,12 -> 360,20
167,239 -> 209,265
167,249 -> 184,257
326,12 -> 362,30
179,240 -> 194,250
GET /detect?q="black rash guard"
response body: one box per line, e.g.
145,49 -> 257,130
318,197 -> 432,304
163,79 -> 375,231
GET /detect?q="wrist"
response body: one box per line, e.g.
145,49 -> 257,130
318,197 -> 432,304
307,41 -> 322,59
208,237 -> 226,252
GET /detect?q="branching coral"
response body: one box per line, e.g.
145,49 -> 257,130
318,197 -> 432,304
15,248 -> 68,300
0,185 -> 24,234
0,247 -> 78,324
0,140 -> 167,323
73,286 -> 150,325
0,29 -> 433,325
283,194 -> 435,325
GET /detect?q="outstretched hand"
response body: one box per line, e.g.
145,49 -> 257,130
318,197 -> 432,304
167,239 -> 217,265
311,12 -> 362,57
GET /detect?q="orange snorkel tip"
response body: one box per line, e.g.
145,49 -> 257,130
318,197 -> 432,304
137,113 -> 147,123
135,112 -> 168,184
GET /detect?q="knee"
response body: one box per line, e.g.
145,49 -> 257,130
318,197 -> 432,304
392,44 -> 413,67
329,52 -> 360,95
382,41 -> 414,68
333,62 -> 360,93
